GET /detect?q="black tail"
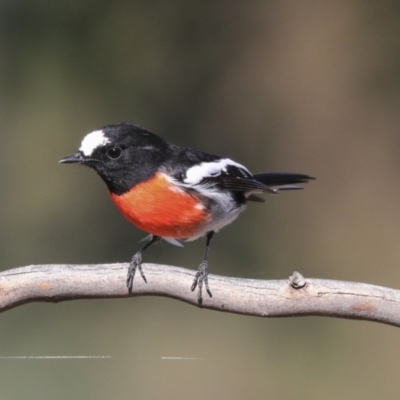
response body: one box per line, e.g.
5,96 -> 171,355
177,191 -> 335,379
254,172 -> 315,191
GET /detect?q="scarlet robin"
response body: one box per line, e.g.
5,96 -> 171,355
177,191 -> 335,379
60,123 -> 314,304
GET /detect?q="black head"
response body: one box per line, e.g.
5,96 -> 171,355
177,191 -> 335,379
60,124 -> 171,194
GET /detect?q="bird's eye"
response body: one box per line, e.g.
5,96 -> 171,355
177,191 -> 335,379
106,147 -> 122,159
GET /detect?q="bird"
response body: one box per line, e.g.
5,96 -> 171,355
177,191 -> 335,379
60,123 -> 314,305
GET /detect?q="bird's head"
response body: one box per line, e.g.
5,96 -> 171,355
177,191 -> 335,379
60,123 -> 170,194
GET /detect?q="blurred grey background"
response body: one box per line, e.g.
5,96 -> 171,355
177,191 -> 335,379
1,1 -> 400,399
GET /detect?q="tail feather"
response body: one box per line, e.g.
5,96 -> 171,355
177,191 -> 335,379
253,173 -> 315,191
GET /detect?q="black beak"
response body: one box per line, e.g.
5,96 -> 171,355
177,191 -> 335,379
59,152 -> 84,164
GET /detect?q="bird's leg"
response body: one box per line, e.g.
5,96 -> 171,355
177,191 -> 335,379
127,235 -> 161,294
191,231 -> 214,305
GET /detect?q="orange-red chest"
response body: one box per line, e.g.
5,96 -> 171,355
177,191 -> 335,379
109,172 -> 209,238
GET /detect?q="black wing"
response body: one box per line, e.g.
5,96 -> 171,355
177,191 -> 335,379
179,161 -> 278,194
210,164 -> 278,194
169,146 -> 314,195
195,166 -> 314,195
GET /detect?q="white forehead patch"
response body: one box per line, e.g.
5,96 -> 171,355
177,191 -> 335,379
79,130 -> 110,156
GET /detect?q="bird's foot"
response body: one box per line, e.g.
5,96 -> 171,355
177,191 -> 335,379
191,260 -> 212,306
126,251 -> 147,294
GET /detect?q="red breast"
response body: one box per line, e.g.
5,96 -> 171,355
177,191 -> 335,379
110,172 -> 210,238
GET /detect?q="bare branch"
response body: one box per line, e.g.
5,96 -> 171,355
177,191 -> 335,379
1,264 -> 399,327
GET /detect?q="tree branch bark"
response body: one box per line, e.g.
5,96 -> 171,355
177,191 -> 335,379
1,263 -> 399,327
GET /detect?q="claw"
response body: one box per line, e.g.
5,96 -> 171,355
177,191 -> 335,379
191,260 -> 212,306
126,251 -> 146,294
126,270 -> 134,294
137,263 -> 147,283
